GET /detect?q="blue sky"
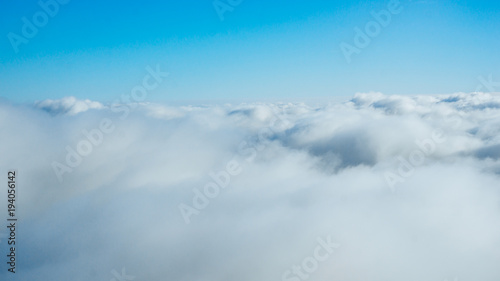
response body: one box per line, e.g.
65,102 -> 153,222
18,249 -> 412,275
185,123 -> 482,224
1,0 -> 499,103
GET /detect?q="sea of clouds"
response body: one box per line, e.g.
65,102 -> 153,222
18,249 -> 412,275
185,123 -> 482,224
1,92 -> 500,281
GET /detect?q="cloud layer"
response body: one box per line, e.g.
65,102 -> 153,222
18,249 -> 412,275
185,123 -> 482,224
1,92 -> 500,281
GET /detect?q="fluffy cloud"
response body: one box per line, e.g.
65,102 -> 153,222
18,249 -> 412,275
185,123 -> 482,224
1,93 -> 500,281
35,96 -> 105,116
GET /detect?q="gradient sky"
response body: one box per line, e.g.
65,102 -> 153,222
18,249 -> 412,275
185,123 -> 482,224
0,0 -> 499,103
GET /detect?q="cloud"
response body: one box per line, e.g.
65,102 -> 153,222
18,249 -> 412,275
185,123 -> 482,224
1,93 -> 500,280
35,96 -> 105,116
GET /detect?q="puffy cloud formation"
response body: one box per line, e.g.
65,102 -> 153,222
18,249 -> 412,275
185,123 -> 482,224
35,96 -> 105,116
1,93 -> 500,281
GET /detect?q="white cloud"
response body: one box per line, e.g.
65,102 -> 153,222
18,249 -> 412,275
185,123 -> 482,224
1,93 -> 500,280
35,96 -> 105,116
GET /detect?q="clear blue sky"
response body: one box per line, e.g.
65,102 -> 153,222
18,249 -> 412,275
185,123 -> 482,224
1,0 -> 499,103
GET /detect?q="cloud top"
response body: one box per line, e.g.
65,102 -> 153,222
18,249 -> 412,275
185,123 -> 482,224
1,93 -> 500,281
